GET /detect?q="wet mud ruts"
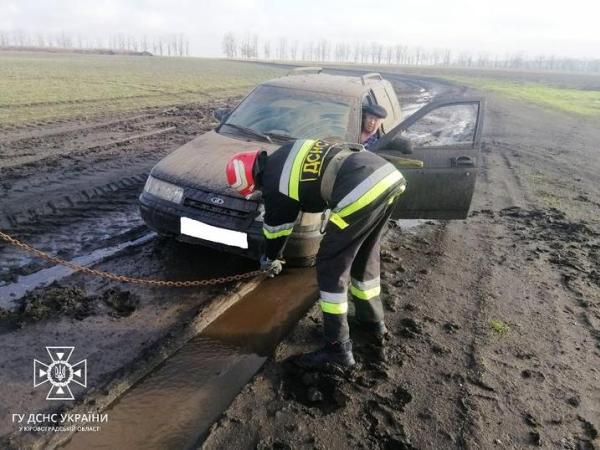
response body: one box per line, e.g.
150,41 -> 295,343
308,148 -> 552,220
1,283 -> 141,326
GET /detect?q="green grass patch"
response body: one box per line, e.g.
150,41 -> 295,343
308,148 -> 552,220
536,190 -> 565,210
489,319 -> 510,335
0,52 -> 286,126
526,169 -> 548,186
441,75 -> 600,117
521,168 -> 569,213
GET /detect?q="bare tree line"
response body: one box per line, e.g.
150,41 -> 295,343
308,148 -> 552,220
222,32 -> 600,73
0,30 -> 190,56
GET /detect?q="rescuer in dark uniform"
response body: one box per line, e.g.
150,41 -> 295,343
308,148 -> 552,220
225,139 -> 406,368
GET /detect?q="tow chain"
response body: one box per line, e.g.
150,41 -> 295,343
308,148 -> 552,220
0,230 -> 265,287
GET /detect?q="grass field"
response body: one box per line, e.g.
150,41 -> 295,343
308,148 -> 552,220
3,53 -> 599,126
0,52 -> 286,126
440,74 -> 600,117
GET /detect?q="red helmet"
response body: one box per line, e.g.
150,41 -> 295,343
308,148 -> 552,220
226,150 -> 261,198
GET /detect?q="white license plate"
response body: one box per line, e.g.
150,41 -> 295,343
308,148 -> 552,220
180,217 -> 248,249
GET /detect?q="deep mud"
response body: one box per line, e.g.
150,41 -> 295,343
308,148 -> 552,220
0,100 -> 235,223
0,235 -> 256,444
0,98 -> 241,285
3,284 -> 141,325
0,94 -> 260,445
2,69 -> 599,449
202,77 -> 600,449
476,206 -> 600,321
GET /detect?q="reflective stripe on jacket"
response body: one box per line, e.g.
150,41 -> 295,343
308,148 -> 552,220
278,139 -> 320,200
260,139 -> 405,258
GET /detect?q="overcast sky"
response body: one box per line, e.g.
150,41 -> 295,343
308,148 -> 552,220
2,0 -> 599,59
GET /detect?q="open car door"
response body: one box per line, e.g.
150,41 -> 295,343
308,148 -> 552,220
372,98 -> 485,219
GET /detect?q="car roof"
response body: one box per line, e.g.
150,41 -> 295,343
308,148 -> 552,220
261,73 -> 378,98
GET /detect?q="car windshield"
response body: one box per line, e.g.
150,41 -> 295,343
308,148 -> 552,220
221,85 -> 356,141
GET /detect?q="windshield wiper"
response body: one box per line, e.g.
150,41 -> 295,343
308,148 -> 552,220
264,131 -> 296,142
222,123 -> 273,143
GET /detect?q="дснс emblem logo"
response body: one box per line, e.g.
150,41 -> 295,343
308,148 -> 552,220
33,347 -> 87,401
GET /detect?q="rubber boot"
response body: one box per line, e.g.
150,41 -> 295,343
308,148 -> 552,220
293,340 -> 356,369
354,320 -> 388,364
355,320 -> 388,345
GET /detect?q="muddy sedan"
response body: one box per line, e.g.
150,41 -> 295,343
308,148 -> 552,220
139,71 -> 484,264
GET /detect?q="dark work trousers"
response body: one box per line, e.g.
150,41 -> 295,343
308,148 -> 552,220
316,193 -> 398,344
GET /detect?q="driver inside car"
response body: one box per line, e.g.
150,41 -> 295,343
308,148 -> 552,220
361,104 -> 387,149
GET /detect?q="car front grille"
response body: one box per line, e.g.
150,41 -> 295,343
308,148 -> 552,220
182,189 -> 260,229
184,197 -> 249,218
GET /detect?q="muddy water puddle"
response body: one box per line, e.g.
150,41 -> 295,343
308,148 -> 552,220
1,203 -> 146,284
64,337 -> 265,450
62,268 -> 317,450
0,233 -> 154,308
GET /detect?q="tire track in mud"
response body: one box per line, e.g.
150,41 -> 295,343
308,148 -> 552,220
0,253 -> 261,446
0,86 -> 228,111
0,119 -> 177,168
0,109 -> 174,144
484,119 -> 600,350
0,184 -> 148,285
461,146 -> 530,436
464,207 -> 600,448
1,100 -> 234,219
460,133 -> 600,448
1,170 -> 148,227
0,99 -> 239,287
412,140 -> 594,448
1,102 -> 220,173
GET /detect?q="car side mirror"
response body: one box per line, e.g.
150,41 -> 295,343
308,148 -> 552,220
213,107 -> 231,123
382,135 -> 413,154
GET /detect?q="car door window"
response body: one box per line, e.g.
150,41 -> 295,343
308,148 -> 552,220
401,103 -> 479,147
373,98 -> 484,220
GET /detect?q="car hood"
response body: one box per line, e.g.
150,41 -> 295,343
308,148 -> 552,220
150,130 -> 279,195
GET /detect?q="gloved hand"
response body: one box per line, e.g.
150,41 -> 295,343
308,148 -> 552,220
259,254 -> 284,277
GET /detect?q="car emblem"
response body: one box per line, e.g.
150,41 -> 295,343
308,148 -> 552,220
210,196 -> 225,205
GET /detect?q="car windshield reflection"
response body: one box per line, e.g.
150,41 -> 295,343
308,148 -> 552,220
221,85 -> 354,142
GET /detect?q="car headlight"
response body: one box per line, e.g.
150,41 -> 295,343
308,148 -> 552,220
143,175 -> 184,204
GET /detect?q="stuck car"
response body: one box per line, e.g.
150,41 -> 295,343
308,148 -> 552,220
139,68 -> 484,264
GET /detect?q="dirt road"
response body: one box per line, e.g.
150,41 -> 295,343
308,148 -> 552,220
1,72 -> 598,449
202,80 -> 600,449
